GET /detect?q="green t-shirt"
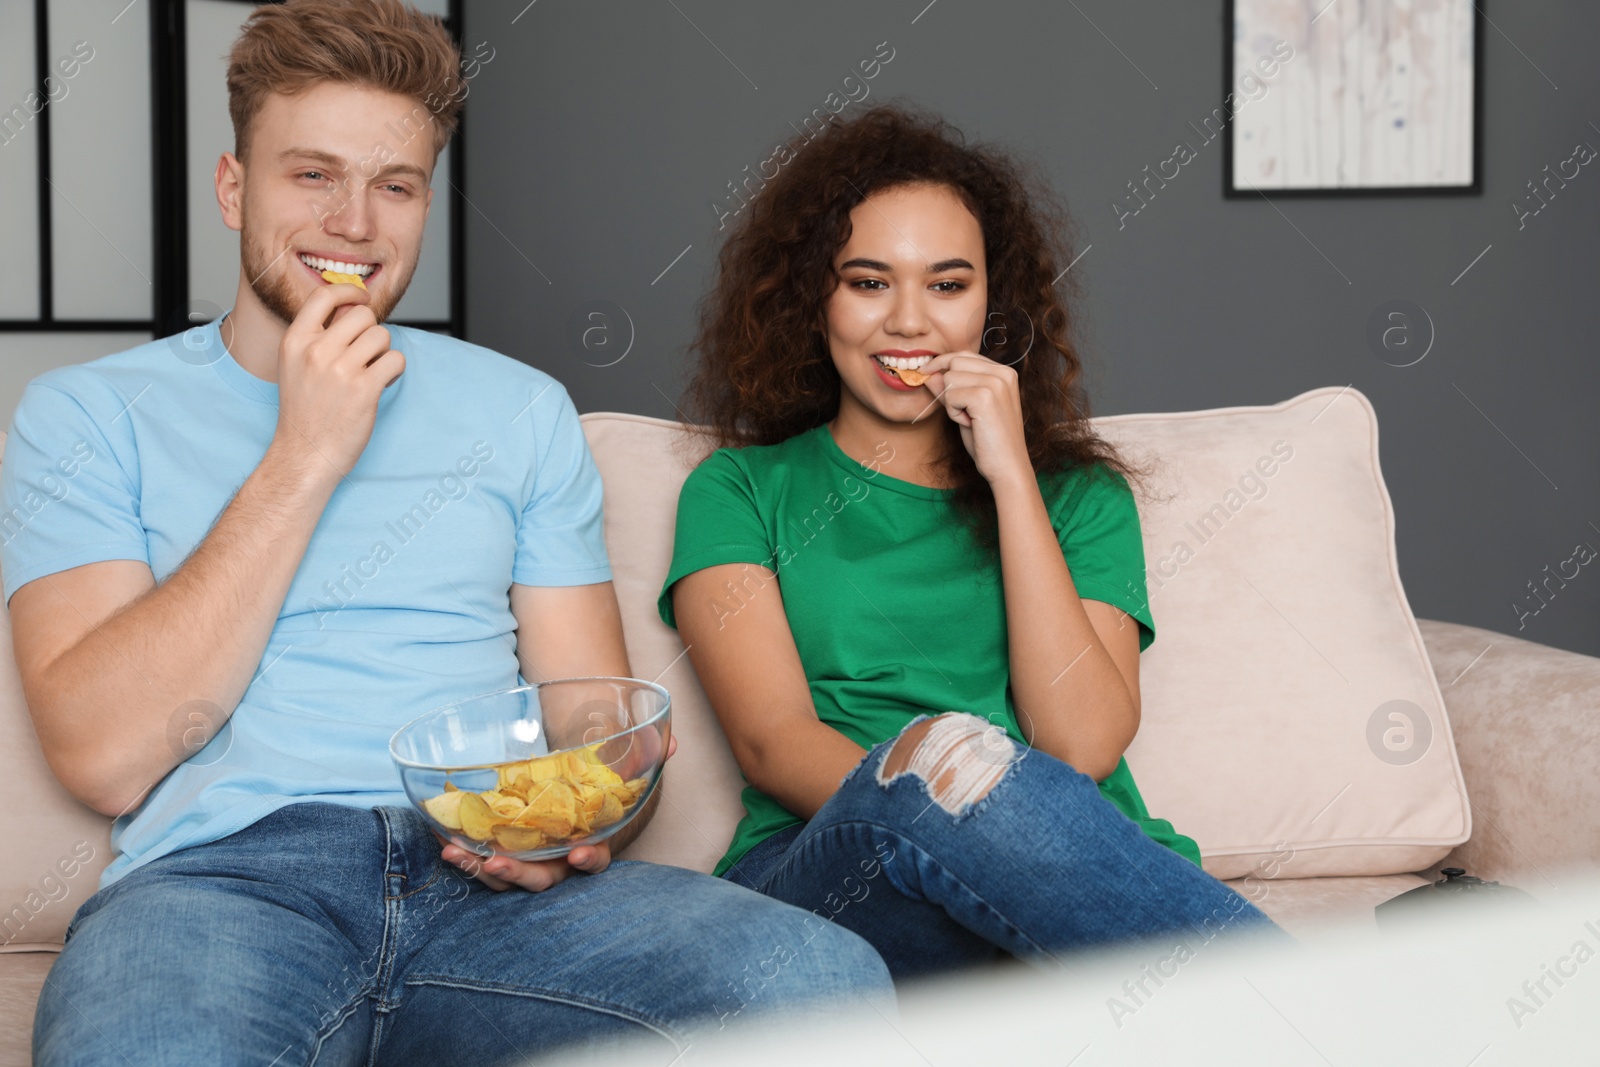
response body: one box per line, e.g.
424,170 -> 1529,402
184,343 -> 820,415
657,423 -> 1201,876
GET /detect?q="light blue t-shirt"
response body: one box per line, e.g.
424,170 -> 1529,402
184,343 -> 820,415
0,315 -> 612,889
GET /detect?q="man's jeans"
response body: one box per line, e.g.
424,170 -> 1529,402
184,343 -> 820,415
725,712 -> 1295,980
33,802 -> 892,1065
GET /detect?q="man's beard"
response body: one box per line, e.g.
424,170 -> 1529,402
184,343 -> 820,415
238,203 -> 416,326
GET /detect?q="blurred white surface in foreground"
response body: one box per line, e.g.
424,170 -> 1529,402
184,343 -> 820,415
594,864 -> 1600,1066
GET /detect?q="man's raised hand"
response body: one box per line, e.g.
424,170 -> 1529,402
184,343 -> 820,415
272,283 -> 405,484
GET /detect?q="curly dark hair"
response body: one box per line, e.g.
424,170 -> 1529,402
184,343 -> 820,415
680,102 -> 1151,554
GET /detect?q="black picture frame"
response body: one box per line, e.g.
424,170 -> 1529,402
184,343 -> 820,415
1221,0 -> 1484,199
1,0 -> 466,336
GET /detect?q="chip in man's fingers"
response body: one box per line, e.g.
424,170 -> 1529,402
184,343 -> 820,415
320,269 -> 367,290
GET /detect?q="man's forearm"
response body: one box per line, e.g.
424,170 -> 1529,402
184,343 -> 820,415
33,443 -> 339,814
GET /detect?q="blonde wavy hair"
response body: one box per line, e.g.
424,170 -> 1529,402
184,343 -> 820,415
226,0 -> 464,161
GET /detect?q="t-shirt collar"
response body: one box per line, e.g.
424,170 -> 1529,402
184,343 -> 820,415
204,311 -> 406,410
810,423 -> 954,500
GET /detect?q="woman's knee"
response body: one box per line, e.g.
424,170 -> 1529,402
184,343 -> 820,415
874,712 -> 1022,817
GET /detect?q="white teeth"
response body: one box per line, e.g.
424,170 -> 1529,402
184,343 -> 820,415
298,253 -> 375,277
873,354 -> 932,370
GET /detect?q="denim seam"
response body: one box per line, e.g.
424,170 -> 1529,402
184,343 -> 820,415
398,975 -> 686,1048
385,869 -> 442,902
305,992 -> 368,1067
368,812 -> 408,1025
757,818 -> 905,897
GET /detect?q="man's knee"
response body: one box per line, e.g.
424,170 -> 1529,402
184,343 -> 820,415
876,712 -> 1019,816
744,920 -> 893,1024
791,918 -> 892,987
703,903 -> 892,1031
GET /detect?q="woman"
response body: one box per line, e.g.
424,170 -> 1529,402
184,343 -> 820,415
658,104 -> 1289,979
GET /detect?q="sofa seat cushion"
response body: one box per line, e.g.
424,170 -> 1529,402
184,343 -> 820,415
1221,874 -> 1429,940
0,950 -> 56,1066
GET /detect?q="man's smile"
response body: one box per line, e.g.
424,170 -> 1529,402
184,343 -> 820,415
297,251 -> 380,285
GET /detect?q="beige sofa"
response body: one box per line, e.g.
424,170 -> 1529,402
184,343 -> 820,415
3,385 -> 1598,1063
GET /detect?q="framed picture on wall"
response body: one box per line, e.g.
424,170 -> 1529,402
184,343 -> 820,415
1223,0 -> 1484,197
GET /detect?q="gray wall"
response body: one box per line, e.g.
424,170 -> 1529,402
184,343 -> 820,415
482,4 -> 1588,659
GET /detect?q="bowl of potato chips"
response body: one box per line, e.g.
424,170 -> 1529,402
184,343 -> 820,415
389,677 -> 671,862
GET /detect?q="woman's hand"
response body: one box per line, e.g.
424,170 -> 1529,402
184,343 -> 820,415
436,735 -> 676,893
916,351 -> 1032,489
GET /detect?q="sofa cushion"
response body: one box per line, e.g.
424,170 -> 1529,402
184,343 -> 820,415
0,950 -> 56,1064
586,385 -> 1471,880
1416,617 -> 1600,887
1220,874 -> 1430,940
0,434 -> 115,953
576,421 -> 750,874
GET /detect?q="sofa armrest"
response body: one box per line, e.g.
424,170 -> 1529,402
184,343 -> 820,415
1415,618 -> 1600,894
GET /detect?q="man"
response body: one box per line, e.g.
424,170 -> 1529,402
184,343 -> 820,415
4,1 -> 890,1062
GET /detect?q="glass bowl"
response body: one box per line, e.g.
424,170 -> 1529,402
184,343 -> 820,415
390,677 -> 671,862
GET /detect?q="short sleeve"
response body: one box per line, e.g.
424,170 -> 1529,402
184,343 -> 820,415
1,381 -> 150,606
656,450 -> 776,630
511,385 -> 613,587
1049,465 -> 1156,653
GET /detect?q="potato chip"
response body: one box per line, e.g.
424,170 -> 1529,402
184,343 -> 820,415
487,793 -> 527,819
423,790 -> 465,831
893,366 -> 929,387
576,783 -> 605,815
579,760 -> 612,784
319,269 -> 367,290
524,755 -> 567,783
424,739 -> 651,853
491,825 -> 547,851
596,791 -> 625,827
458,792 -> 502,841
520,780 -> 578,838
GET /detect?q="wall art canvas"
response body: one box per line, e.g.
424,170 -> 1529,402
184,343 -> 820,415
1226,0 -> 1482,196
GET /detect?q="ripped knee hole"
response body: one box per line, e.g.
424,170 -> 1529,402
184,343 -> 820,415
875,712 -> 1017,816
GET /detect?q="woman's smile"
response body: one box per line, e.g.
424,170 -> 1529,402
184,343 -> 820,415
871,349 -> 937,390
